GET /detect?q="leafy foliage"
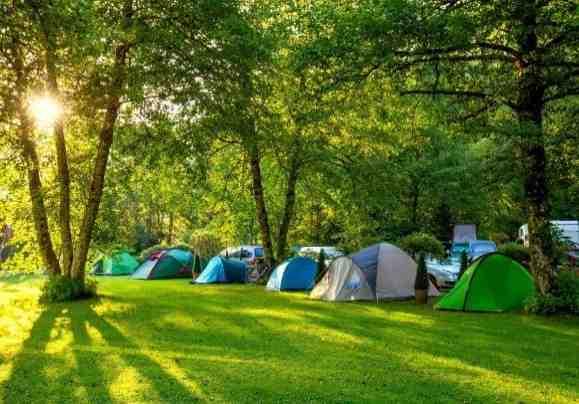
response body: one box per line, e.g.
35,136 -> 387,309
400,233 -> 445,259
316,248 -> 327,283
414,253 -> 429,290
498,243 -> 531,266
526,268 -> 579,315
459,250 -> 469,280
39,276 -> 97,303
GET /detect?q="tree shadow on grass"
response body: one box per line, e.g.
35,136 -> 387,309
0,305 -> 78,403
67,300 -> 204,403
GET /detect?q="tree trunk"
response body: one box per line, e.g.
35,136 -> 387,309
11,37 -> 61,275
45,36 -> 74,276
71,43 -> 130,281
409,180 -> 420,232
168,212 -> 174,245
276,149 -> 301,261
246,141 -> 275,269
516,3 -> 554,294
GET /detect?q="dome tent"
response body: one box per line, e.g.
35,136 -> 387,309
132,248 -> 193,280
310,242 -> 439,301
92,251 -> 139,276
195,256 -> 248,284
435,253 -> 535,312
267,256 -> 317,291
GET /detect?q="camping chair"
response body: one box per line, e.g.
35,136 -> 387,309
251,261 -> 271,284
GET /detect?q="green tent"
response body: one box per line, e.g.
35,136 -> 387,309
435,253 -> 535,312
92,251 -> 139,276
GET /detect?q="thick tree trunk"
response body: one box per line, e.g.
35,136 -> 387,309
276,150 -> 301,261
27,0 -> 74,277
12,38 -> 61,275
71,43 -> 130,281
516,3 -> 554,294
246,141 -> 275,269
46,43 -> 74,276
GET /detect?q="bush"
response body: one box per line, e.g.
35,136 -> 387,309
400,232 -> 445,260
414,253 -> 429,290
526,268 -> 579,315
315,249 -> 327,283
458,250 -> 469,280
187,230 -> 223,259
498,242 -> 530,266
40,276 -> 97,303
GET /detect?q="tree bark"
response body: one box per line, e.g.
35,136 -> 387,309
11,36 -> 61,275
409,180 -> 420,232
276,146 -> 301,261
71,42 -> 130,280
516,3 -> 555,294
32,3 -> 75,276
246,140 -> 275,269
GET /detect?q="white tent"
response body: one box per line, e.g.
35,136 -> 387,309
310,242 -> 440,301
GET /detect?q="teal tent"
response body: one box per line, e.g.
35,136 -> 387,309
195,256 -> 247,284
132,249 -> 193,280
267,256 -> 317,291
92,251 -> 139,276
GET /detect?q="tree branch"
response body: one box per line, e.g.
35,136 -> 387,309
400,89 -> 517,109
544,87 -> 579,103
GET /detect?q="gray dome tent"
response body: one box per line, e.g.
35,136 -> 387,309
310,242 -> 440,301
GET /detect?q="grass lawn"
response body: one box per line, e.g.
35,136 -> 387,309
1,275 -> 578,403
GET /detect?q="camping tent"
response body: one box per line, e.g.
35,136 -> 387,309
92,251 -> 139,276
267,256 -> 317,291
195,256 -> 247,284
132,248 -> 193,280
310,242 -> 439,301
435,253 -> 535,312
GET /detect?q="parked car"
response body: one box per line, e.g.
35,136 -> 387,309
450,242 -> 469,257
426,256 -> 460,289
219,245 -> 264,269
298,246 -> 344,266
468,240 -> 497,261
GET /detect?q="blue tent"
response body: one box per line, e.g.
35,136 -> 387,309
267,256 -> 317,291
195,256 -> 248,284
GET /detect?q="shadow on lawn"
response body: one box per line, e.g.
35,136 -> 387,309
0,305 -> 78,403
150,290 -> 579,401
2,299 -> 205,403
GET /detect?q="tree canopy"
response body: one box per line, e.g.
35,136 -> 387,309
0,0 -> 577,296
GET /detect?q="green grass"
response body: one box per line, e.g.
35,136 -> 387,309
1,276 -> 578,403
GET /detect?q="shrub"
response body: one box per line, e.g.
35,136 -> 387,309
458,250 -> 469,280
526,267 -> 579,315
187,230 -> 223,259
316,249 -> 327,282
40,276 -> 97,303
400,232 -> 445,260
414,253 -> 429,290
498,242 -> 530,266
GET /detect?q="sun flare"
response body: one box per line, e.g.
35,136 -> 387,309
28,95 -> 62,130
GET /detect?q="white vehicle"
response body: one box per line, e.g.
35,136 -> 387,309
219,245 -> 264,268
426,256 -> 460,289
298,246 -> 344,265
519,221 -> 579,248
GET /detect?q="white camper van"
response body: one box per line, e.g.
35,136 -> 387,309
519,221 -> 579,248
